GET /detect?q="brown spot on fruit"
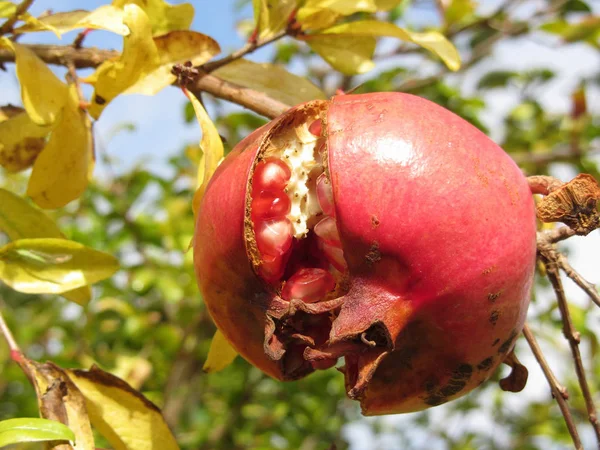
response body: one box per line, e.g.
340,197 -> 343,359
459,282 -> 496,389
371,215 -> 380,228
489,310 -> 500,326
492,338 -> 500,347
94,95 -> 106,105
482,266 -> 495,275
477,357 -> 494,372
488,291 -> 501,302
365,242 -> 381,267
498,330 -> 518,354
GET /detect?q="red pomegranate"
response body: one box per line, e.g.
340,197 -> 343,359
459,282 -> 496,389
194,92 -> 537,415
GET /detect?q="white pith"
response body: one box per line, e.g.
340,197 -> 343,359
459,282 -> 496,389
280,121 -> 323,238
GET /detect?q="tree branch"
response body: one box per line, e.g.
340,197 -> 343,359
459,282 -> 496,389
522,323 -> 582,449
0,43 -> 291,119
557,253 -> 600,309
539,252 -> 600,443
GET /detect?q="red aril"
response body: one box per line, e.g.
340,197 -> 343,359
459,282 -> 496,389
281,268 -> 336,303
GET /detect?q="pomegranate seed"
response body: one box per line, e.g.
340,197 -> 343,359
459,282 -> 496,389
309,119 -> 322,137
252,190 -> 291,220
281,268 -> 336,303
320,241 -> 347,272
259,253 -> 286,283
316,173 -> 335,217
253,158 -> 291,192
255,218 -> 293,257
314,216 -> 341,247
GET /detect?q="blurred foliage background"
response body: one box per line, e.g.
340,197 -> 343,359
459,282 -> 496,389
1,0 -> 600,449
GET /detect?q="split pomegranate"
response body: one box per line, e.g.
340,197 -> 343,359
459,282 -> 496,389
194,92 -> 537,415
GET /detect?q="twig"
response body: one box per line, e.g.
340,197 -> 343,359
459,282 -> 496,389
527,175 -> 563,195
0,0 -> 34,36
557,253 -> 600,309
0,43 -> 291,119
202,29 -> 287,73
0,307 -> 22,361
537,226 -> 576,247
522,323 -> 582,449
540,253 -> 600,443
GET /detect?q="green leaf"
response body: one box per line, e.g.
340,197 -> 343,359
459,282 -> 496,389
314,20 -> 461,71
0,418 -> 75,447
477,70 -> 518,89
213,59 -> 326,106
0,238 -> 119,294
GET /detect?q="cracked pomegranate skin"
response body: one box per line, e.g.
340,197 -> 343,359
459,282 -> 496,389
193,92 -> 537,415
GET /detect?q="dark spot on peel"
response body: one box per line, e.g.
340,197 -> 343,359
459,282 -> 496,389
492,338 -> 500,347
425,364 -> 472,405
488,291 -> 501,302
94,95 -> 106,105
371,215 -> 380,228
477,357 -> 494,372
498,330 -> 518,354
365,241 -> 381,267
424,393 -> 446,406
489,310 -> 500,326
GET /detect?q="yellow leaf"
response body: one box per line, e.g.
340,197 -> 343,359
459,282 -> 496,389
16,12 -> 61,37
318,20 -> 461,71
203,329 -> 239,373
0,188 -> 63,240
67,366 -> 179,450
214,59 -> 326,106
0,238 -> 119,294
297,0 -> 379,30
0,111 -> 50,172
125,31 -> 220,96
187,91 -> 224,216
374,0 -> 404,10
302,0 -> 377,16
252,0 -> 298,38
0,188 -> 92,305
88,4 -> 160,119
112,355 -> 152,390
303,34 -> 376,74
0,1 -> 16,18
0,39 -> 69,126
27,85 -> 94,209
16,358 -> 95,450
14,6 -> 130,36
113,0 -> 194,35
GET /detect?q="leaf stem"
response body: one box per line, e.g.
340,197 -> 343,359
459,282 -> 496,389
202,29 -> 288,73
0,307 -> 22,360
522,323 -> 582,449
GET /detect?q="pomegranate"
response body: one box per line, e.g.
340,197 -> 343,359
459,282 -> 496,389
194,92 -> 537,415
